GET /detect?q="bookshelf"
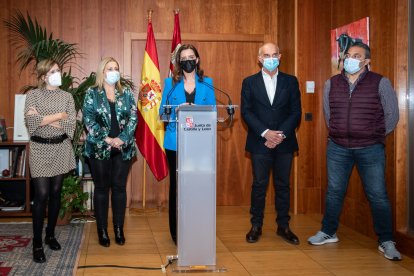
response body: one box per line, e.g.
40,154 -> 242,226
0,141 -> 31,216
0,142 -> 95,217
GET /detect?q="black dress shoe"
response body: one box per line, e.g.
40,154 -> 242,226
114,225 -> 125,245
98,228 -> 110,247
246,226 -> 262,243
33,247 -> 46,263
45,236 -> 61,250
277,227 -> 300,245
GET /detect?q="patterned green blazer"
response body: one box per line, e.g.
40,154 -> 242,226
83,86 -> 137,160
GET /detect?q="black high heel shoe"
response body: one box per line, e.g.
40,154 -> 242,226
98,228 -> 110,247
45,236 -> 61,250
33,247 -> 46,263
114,225 -> 125,245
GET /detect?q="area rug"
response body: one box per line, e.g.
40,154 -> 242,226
0,222 -> 85,276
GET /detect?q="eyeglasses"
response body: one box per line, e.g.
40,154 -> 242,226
180,55 -> 196,62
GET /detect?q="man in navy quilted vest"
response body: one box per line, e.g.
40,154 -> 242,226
308,42 -> 402,261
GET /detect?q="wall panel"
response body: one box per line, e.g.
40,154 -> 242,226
80,0 -> 101,77
1,0 -> 275,209
285,0 -> 331,214
1,2 -> 409,254
394,0 -> 412,257
291,0 -> 405,243
6,0 -> 33,140
328,0 -> 397,239
0,2 -> 11,138
101,0 -> 123,63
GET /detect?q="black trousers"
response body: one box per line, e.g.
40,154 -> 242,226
32,174 -> 64,248
250,151 -> 293,229
88,152 -> 132,229
165,149 -> 177,242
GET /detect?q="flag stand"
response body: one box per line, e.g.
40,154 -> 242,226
129,159 -> 160,215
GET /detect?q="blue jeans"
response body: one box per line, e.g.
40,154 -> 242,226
250,152 -> 293,229
321,140 -> 394,242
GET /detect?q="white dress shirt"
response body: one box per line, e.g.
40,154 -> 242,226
262,69 -> 278,105
261,69 -> 278,137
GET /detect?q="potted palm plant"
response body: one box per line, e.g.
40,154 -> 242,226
4,11 -> 92,221
4,11 -> 95,154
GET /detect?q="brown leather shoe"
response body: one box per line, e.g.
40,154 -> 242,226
277,227 -> 300,245
246,226 -> 262,243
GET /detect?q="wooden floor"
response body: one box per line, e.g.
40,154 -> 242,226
75,206 -> 414,275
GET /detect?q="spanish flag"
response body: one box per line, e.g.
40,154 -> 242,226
136,16 -> 168,181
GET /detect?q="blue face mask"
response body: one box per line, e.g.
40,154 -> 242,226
262,57 -> 279,72
343,58 -> 363,74
105,71 -> 120,85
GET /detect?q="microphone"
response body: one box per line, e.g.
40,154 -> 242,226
197,79 -> 235,116
162,81 -> 179,117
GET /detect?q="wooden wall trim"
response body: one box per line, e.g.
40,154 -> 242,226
395,231 -> 414,258
393,0 -> 413,258
293,0 -> 298,215
123,32 -> 265,77
394,0 -> 409,232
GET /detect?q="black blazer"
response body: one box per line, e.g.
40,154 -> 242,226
241,71 -> 302,153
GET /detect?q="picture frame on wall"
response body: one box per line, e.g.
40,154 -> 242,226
331,17 -> 370,75
13,94 -> 29,141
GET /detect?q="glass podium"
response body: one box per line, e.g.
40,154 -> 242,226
162,104 -> 234,273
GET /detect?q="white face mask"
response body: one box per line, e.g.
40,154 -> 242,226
48,72 -> 62,87
105,71 -> 120,85
343,58 -> 363,74
262,57 -> 279,71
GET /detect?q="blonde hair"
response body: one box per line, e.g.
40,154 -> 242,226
93,57 -> 123,92
36,59 -> 60,88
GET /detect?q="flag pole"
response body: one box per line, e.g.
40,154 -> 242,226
141,9 -> 153,210
142,162 -> 146,209
133,8 -> 168,215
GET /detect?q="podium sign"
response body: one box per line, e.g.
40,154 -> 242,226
177,105 -> 217,267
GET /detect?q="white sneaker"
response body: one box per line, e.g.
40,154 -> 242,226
378,241 -> 402,261
308,231 -> 339,245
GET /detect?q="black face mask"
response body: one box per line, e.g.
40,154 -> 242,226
180,60 -> 197,73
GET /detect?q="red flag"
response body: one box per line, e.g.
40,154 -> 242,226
169,9 -> 182,77
135,17 -> 168,181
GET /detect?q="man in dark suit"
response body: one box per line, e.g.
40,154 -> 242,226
241,42 -> 301,245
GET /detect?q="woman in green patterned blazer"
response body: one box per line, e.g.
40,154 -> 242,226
83,57 -> 137,247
